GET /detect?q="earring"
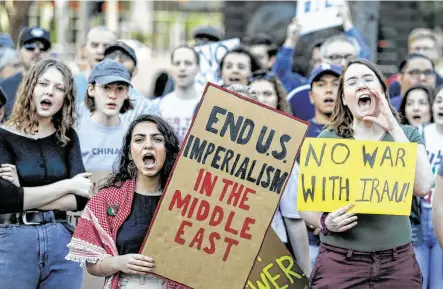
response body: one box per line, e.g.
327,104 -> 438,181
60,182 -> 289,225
128,161 -> 136,178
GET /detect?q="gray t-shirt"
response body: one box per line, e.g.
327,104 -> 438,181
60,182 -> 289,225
318,125 -> 424,252
75,114 -> 129,172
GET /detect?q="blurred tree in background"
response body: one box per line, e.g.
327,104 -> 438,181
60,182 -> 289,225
0,0 -> 33,42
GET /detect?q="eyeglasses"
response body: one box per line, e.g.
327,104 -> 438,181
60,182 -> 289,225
404,69 -> 434,78
23,42 -> 49,52
97,85 -> 129,97
248,70 -> 276,83
325,54 -> 355,64
344,75 -> 376,88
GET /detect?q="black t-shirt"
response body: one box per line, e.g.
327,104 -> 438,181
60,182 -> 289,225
116,193 -> 161,255
0,127 -> 87,213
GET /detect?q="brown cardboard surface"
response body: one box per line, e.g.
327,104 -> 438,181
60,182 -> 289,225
245,228 -> 309,289
141,84 -> 308,289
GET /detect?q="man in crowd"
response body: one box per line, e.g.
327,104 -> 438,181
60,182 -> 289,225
391,54 -> 437,110
273,1 -> 369,95
75,26 -> 117,107
245,33 -> 276,70
307,63 -> 342,137
103,40 -> 158,123
0,26 -> 51,119
389,28 -> 443,97
157,45 -> 200,141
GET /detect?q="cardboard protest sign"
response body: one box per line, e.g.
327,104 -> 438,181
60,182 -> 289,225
246,228 -> 309,289
67,170 -> 111,228
140,83 -> 308,289
296,0 -> 345,36
194,38 -> 240,92
297,138 -> 418,215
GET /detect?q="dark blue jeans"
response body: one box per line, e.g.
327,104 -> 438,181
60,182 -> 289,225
0,214 -> 83,288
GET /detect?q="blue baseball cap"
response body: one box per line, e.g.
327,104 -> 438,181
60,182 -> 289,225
309,63 -> 343,88
104,41 -> 137,66
88,59 -> 132,86
0,34 -> 14,48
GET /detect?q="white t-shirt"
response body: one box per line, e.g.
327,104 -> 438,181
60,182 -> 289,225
75,114 -> 129,172
157,91 -> 201,141
271,163 -> 301,243
422,123 -> 443,208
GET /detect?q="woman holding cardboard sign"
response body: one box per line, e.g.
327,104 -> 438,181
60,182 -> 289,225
300,59 -> 434,289
66,115 -> 185,289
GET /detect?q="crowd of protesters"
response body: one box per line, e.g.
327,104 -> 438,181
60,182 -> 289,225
0,1 -> 443,288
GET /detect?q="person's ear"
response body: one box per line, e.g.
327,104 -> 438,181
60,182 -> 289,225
87,84 -> 95,97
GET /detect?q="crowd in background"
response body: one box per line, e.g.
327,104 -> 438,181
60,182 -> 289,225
0,1 -> 443,288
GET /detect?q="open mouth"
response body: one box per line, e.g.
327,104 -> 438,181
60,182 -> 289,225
143,153 -> 156,168
411,115 -> 422,120
324,97 -> 334,104
358,94 -> 372,107
40,99 -> 52,109
106,103 -> 117,110
438,112 -> 443,117
228,76 -> 241,83
178,74 -> 187,79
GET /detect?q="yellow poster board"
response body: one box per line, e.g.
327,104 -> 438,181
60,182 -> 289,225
297,138 -> 418,216
245,228 -> 309,289
140,83 -> 308,289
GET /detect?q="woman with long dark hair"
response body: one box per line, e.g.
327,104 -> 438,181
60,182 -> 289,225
67,114 -> 185,289
0,59 -> 92,288
300,59 -> 434,288
398,84 -> 433,127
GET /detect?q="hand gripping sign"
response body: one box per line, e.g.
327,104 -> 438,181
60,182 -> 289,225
140,83 -> 309,289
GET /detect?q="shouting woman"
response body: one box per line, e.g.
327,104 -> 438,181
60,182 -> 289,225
300,59 -> 434,289
0,59 -> 92,288
67,115 -> 186,289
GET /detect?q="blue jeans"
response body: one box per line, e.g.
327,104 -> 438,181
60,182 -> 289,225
415,205 -> 443,289
0,215 -> 84,288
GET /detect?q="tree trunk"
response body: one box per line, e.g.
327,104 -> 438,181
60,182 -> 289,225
3,1 -> 33,43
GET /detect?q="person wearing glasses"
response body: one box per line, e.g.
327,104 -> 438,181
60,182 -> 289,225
389,29 -> 443,98
272,1 -> 369,95
76,59 -> 133,174
301,59 -> 434,288
391,54 -> 437,111
0,27 -> 51,120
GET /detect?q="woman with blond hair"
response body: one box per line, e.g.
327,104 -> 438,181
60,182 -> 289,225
300,58 -> 434,288
0,59 -> 92,288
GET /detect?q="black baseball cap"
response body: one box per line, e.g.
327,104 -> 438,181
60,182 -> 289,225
104,41 -> 137,66
88,59 -> 132,86
193,26 -> 223,42
18,27 -> 51,49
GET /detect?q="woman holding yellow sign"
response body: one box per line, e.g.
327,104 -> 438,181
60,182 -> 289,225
300,59 -> 434,289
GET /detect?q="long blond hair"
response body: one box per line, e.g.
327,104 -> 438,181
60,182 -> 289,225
328,59 -> 400,138
6,59 -> 77,146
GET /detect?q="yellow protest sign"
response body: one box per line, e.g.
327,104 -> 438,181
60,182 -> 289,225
297,138 -> 418,216
140,83 -> 308,289
246,228 -> 309,289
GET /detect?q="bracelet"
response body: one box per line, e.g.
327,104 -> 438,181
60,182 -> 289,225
99,260 -> 106,276
320,212 -> 330,236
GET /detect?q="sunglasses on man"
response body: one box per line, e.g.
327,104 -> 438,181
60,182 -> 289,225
23,41 -> 49,52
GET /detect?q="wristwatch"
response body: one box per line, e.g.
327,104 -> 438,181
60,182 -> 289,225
320,212 -> 330,235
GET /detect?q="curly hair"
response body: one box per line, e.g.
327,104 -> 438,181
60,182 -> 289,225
5,59 -> 76,146
100,114 -> 180,191
248,70 -> 292,114
328,59 -> 400,138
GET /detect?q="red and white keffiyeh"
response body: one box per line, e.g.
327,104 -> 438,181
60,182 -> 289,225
66,178 -> 186,289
